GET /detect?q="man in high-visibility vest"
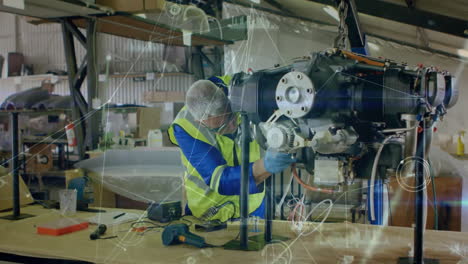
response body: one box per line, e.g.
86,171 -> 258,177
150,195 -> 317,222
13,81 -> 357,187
168,78 -> 295,222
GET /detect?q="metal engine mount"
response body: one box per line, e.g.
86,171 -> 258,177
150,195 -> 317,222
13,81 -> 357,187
276,72 -> 315,118
230,49 -> 458,185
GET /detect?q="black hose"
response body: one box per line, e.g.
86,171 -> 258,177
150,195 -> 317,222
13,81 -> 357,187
428,160 -> 438,230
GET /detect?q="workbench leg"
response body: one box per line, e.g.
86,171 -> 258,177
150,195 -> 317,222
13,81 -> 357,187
264,175 -> 273,243
0,112 -> 34,220
398,125 -> 439,264
11,112 -> 19,217
239,112 -> 250,250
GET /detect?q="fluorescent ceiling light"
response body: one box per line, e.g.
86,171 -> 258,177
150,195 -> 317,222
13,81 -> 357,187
323,6 -> 340,22
457,49 -> 468,58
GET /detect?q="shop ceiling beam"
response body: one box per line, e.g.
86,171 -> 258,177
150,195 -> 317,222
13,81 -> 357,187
263,0 -> 294,15
405,0 -> 416,9
0,0 -> 104,19
2,0 -> 247,46
226,0 -> 335,26
226,0 -> 464,60
307,0 -> 468,38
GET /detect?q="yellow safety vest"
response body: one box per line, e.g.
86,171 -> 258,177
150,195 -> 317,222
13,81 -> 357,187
168,107 -> 265,222
216,75 -> 232,86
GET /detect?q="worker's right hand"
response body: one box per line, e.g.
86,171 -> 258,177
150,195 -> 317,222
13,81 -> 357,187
263,150 -> 296,174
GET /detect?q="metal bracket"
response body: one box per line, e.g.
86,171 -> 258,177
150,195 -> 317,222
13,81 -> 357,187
60,18 -> 99,159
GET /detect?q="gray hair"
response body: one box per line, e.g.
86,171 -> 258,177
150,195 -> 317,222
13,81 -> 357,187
185,80 -> 230,121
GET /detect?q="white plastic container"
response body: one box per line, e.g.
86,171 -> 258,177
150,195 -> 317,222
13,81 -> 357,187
147,129 -> 163,147
59,189 -> 77,216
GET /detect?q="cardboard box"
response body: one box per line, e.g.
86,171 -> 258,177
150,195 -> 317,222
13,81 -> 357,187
166,91 -> 185,102
22,16 -> 54,25
7,52 -> 24,77
97,0 -> 143,12
0,173 -> 34,211
143,91 -> 164,102
143,91 -> 185,103
115,194 -> 148,210
89,176 -> 116,208
145,0 -> 165,11
26,144 -> 53,174
389,176 -> 462,231
136,107 -> 161,138
66,169 -> 116,208
149,102 -> 184,128
162,130 -> 178,147
96,0 -> 165,13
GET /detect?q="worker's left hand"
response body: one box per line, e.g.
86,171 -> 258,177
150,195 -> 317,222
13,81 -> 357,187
264,150 -> 296,174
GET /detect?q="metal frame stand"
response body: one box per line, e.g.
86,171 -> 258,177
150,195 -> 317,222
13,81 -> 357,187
60,18 -> 100,159
224,113 -> 287,251
0,112 -> 34,220
192,46 -> 224,81
398,125 -> 439,264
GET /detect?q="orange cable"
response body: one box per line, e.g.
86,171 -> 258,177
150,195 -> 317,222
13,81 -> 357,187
341,50 -> 385,67
291,164 -> 337,195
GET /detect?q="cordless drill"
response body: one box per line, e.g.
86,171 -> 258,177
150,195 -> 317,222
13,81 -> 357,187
162,224 -> 210,248
90,224 -> 107,240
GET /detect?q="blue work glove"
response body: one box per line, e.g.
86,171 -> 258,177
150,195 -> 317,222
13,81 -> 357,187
264,150 -> 296,174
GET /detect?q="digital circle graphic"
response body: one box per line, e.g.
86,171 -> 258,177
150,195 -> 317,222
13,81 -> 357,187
395,156 -> 432,193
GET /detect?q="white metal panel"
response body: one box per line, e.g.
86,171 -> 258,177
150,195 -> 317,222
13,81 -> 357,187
18,18 -> 86,74
99,74 -> 194,105
18,18 -> 67,74
99,33 -> 167,74
0,79 -> 19,103
0,13 -> 16,60
0,77 -> 71,103
0,14 -> 192,108
0,73 -> 193,107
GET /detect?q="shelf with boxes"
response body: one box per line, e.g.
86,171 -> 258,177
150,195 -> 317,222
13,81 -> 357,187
1,72 -> 192,83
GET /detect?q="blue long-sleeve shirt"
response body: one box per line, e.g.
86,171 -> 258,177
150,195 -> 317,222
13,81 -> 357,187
173,125 -> 265,218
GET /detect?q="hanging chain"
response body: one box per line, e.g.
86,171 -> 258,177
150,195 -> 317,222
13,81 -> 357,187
333,0 -> 349,50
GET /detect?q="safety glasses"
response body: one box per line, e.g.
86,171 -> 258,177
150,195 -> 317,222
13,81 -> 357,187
199,112 -> 235,134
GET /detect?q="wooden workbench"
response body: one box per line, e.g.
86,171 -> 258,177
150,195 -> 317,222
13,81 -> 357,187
0,205 -> 467,263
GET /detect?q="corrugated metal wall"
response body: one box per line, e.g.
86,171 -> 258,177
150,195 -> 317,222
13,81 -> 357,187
98,34 -> 168,74
98,74 -> 194,105
0,12 -> 193,105
18,18 -> 73,74
0,73 -> 194,105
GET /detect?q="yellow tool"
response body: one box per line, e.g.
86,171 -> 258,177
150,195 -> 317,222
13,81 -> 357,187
457,130 -> 466,156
